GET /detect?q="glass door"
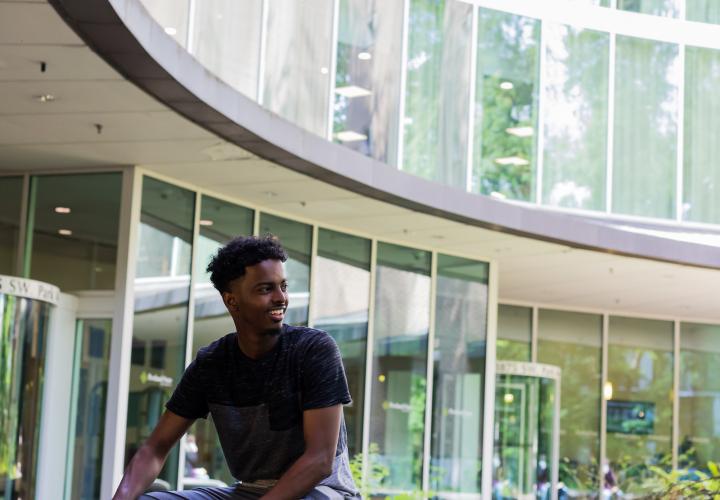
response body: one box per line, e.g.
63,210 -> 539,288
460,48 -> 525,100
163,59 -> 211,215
493,362 -> 560,500
64,318 -> 112,500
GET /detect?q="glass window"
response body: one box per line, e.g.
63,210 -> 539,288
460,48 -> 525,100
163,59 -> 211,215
313,229 -> 371,459
617,0 -> 680,17
606,316 -> 673,496
543,25 -> 609,211
189,0 -> 262,99
431,255 -> 489,494
474,9 -> 540,201
679,322 -> 720,470
263,0 -> 333,136
333,0 -> 403,164
686,0 -> 720,23
28,173 -> 122,291
139,0 -> 190,47
496,304 -> 531,361
259,214 -> 312,326
184,196 -> 254,487
66,319 -> 112,500
613,36 -> 679,219
369,242 -> 431,492
0,176 -> 22,275
125,177 -> 195,490
403,0 -> 473,188
683,46 -> 720,224
537,309 -> 602,496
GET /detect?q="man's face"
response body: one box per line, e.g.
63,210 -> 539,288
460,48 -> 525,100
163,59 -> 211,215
223,259 -> 288,335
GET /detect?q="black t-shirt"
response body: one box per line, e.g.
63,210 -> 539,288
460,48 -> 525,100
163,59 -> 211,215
166,325 -> 358,495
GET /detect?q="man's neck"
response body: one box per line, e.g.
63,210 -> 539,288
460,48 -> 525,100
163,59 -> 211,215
235,328 -> 280,359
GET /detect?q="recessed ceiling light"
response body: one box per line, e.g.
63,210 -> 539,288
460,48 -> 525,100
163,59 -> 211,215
320,67 -> 329,75
54,206 -> 71,214
335,130 -> 368,142
505,126 -> 534,137
358,51 -> 372,60
34,94 -> 56,103
199,219 -> 214,226
494,156 -> 529,166
263,191 -> 278,198
58,229 -> 72,236
499,81 -> 514,90
335,85 -> 372,98
164,27 -> 177,35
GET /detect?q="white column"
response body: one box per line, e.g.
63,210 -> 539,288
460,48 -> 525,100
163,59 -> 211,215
481,260 -> 499,499
100,167 -> 142,500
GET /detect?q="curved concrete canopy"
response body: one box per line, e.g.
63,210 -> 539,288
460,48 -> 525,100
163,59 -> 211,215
48,0 -> 720,270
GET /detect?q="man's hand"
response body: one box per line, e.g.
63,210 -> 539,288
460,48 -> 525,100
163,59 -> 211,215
261,404 -> 343,500
113,410 -> 195,500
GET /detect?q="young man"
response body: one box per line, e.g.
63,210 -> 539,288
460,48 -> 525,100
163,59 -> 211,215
113,236 -> 359,499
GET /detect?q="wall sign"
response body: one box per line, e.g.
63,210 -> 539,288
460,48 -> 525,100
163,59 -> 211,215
0,275 -> 60,305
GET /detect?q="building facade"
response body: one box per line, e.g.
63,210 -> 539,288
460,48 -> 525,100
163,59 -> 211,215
0,0 -> 719,499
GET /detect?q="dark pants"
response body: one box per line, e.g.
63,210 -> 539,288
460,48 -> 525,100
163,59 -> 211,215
140,484 -> 347,499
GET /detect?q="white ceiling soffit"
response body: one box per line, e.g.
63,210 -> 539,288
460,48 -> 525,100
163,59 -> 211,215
1,0 -> 719,321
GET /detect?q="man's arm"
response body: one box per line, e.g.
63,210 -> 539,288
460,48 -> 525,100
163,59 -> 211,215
113,410 -> 195,500
261,404 -> 343,500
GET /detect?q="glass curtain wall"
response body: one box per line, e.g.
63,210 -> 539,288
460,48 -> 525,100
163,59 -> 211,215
537,309 -> 602,496
28,173 -> 122,291
263,0 -> 333,137
606,316 -> 674,496
333,0 -> 403,163
430,255 -> 488,494
0,177 -> 22,275
66,319 -> 112,500
617,0 -> 680,17
542,25 -> 609,211
496,304 -> 532,361
312,229 -> 371,459
683,46 -> 720,224
258,214 -> 312,326
403,0 -> 473,188
125,177 -> 195,489
474,9 -> 540,201
686,1 -> 720,23
679,322 -> 720,470
185,196 -> 254,487
369,243 -> 431,493
613,36 -> 679,218
189,0 -> 262,99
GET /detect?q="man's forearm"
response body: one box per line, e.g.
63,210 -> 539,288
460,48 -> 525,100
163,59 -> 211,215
112,443 -> 168,500
261,451 -> 333,500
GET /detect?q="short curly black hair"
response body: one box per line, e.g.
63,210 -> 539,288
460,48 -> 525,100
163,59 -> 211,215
207,235 -> 288,293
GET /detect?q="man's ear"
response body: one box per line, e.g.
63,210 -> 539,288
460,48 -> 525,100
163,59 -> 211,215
222,291 -> 237,311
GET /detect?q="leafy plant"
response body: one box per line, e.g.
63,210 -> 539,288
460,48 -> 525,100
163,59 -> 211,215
641,461 -> 720,499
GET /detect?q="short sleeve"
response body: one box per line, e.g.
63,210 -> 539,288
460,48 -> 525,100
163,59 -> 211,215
165,357 -> 209,419
301,331 -> 352,411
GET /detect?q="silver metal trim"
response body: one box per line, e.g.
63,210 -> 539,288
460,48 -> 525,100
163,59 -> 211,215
535,17 -> 548,205
326,0 -> 340,141
307,224 -> 319,328
360,239 -> 378,490
599,313 -> 609,499
257,0 -> 269,105
466,4 -> 479,192
395,0 -> 410,170
606,33 -> 616,213
481,260 -> 499,499
531,306 -> 539,363
676,43 -> 686,221
15,174 -> 29,277
672,319 -> 680,469
422,251 -> 438,493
